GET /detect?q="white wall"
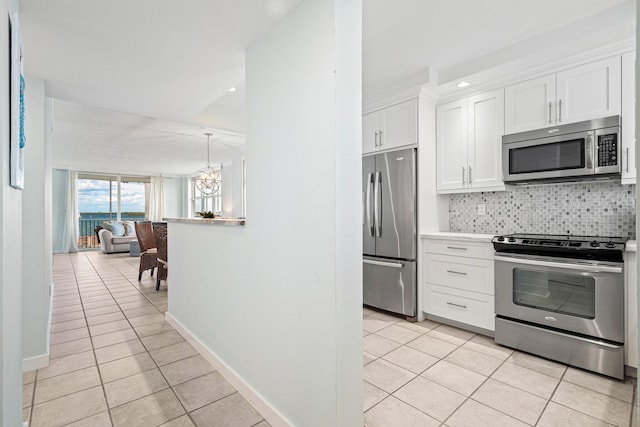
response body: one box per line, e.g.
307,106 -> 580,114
51,169 -> 68,252
635,0 -> 640,416
22,77 -> 52,369
221,157 -> 244,218
418,89 -> 449,233
167,0 -> 362,425
1,0 -> 24,423
162,176 -> 187,219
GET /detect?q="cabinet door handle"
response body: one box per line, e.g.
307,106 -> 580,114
558,99 -> 562,122
447,270 -> 467,276
462,167 -> 465,185
468,166 -> 472,184
548,101 -> 552,124
379,130 -> 383,146
446,246 -> 468,251
374,131 -> 379,147
626,147 -> 630,172
447,302 -> 468,309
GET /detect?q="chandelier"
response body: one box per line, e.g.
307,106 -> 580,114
195,132 -> 221,195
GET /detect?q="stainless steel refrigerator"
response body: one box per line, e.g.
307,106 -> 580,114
363,147 -> 417,318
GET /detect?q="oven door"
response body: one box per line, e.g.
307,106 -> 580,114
495,253 -> 624,343
502,130 -> 595,182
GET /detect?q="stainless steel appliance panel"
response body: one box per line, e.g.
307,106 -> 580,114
363,257 -> 416,317
495,254 -> 624,343
362,155 -> 376,256
502,115 -> 620,183
374,148 -> 416,260
495,317 -> 624,380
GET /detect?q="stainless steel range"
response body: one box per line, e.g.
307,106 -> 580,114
493,234 -> 626,379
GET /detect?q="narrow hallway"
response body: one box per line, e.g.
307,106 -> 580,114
24,252 -> 268,427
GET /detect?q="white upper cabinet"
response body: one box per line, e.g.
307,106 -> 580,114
621,51 -> 635,184
505,57 -> 621,135
505,75 -> 555,134
362,112 -> 379,154
556,56 -> 621,125
468,90 -> 505,189
436,99 -> 467,191
362,99 -> 417,154
437,89 -> 505,193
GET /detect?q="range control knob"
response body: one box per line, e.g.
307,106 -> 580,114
497,236 -> 505,242
605,242 -> 616,248
590,241 -> 601,248
508,237 -> 516,243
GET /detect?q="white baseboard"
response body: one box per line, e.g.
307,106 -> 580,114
46,281 -> 54,350
165,312 -> 292,427
23,353 -> 49,372
23,282 -> 54,373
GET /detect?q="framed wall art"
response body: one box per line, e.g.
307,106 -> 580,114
9,11 -> 25,190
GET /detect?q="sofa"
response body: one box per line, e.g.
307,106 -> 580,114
98,221 -> 138,254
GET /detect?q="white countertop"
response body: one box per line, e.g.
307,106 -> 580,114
164,217 -> 245,226
420,232 -> 495,243
627,240 -> 636,252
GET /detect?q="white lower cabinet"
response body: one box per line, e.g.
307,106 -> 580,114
625,249 -> 637,369
425,285 -> 495,331
423,237 -> 495,332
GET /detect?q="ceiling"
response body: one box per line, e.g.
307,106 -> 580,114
20,0 -> 635,175
51,99 -> 245,176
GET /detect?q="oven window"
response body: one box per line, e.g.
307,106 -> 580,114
509,139 -> 585,174
513,268 -> 595,319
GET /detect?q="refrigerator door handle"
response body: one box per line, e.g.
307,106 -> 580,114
363,258 -> 403,268
366,173 -> 374,236
374,171 -> 382,237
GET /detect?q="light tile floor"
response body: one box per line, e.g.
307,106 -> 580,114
25,251 -> 640,426
24,252 -> 268,427
363,307 -> 639,427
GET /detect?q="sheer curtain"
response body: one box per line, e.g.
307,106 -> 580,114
60,170 -> 78,253
148,176 -> 164,221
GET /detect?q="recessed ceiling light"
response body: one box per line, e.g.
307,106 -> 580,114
228,87 -> 237,92
457,81 -> 470,88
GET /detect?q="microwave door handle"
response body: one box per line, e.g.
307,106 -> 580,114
586,133 -> 594,170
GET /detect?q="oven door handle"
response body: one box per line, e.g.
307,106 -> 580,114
494,255 -> 622,274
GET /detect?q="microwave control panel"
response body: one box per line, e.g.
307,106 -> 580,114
597,134 -> 618,167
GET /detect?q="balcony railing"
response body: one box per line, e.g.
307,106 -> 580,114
78,218 -> 103,249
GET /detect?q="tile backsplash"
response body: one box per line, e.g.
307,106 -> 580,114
449,181 -> 636,238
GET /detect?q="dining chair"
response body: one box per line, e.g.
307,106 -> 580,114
152,222 -> 168,291
134,221 -> 157,281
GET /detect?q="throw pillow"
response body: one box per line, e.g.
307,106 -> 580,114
101,221 -> 112,232
124,221 -> 136,237
110,221 -> 125,237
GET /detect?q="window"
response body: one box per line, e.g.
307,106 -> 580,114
192,172 -> 222,217
77,174 -> 150,249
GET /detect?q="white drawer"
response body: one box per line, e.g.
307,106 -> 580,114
424,284 -> 495,331
424,239 -> 493,259
424,253 -> 494,295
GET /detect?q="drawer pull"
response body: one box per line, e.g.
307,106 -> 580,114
446,270 -> 467,276
446,246 -> 468,251
447,302 -> 468,309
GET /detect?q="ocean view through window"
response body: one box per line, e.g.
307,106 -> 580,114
77,174 -> 149,249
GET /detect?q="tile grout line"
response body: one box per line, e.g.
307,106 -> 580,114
80,253 -> 122,427
84,252 -> 200,426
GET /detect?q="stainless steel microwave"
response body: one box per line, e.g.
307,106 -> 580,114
502,116 -> 621,184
